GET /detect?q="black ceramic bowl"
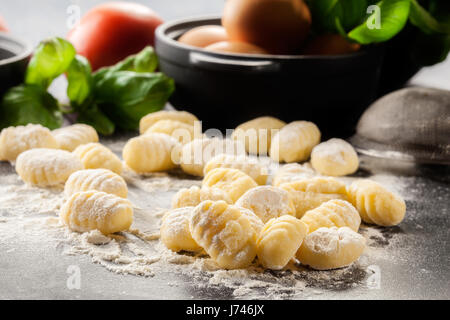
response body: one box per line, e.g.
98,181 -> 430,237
0,33 -> 32,98
155,16 -> 386,137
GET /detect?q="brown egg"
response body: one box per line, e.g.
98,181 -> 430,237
204,41 -> 268,55
178,25 -> 229,48
302,34 -> 361,56
222,0 -> 311,54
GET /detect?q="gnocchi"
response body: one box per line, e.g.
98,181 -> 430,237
272,163 -> 316,187
202,168 -> 258,203
0,124 -> 58,162
300,199 -> 361,233
280,177 -> 348,218
189,200 -> 257,269
311,138 -> 359,176
232,116 -> 286,155
161,207 -> 202,252
60,190 -> 133,234
65,169 -> 128,198
139,110 -> 198,134
73,142 -> 123,174
144,119 -> 198,144
296,227 -> 366,270
346,179 -> 406,226
178,137 -> 246,177
238,207 -> 264,235
257,215 -> 308,270
204,153 -> 268,185
172,186 -> 232,209
123,133 -> 180,173
16,148 -> 83,187
52,124 -> 99,151
235,186 -> 296,223
270,121 -> 321,163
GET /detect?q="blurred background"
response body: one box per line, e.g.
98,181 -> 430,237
3,0 -> 449,90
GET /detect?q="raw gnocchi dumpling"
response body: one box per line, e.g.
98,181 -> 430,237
311,138 -> 359,176
280,177 -> 348,218
270,121 -> 321,163
238,207 -> 264,235
161,207 -> 202,252
189,200 -> 257,269
16,148 -> 83,187
0,124 -> 58,161
346,179 -> 406,226
235,186 -> 295,223
52,124 -> 99,151
257,215 -> 308,270
178,137 -> 246,177
139,110 -> 198,134
60,190 -> 133,234
171,186 -> 232,209
300,199 -> 361,233
296,227 -> 366,270
202,168 -> 258,203
123,133 -> 180,173
73,142 -> 123,174
232,116 -> 286,155
204,153 -> 268,185
65,169 -> 128,198
144,119 -> 198,144
272,163 -> 316,187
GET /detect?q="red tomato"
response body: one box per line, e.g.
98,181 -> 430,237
67,2 -> 163,71
0,15 -> 8,32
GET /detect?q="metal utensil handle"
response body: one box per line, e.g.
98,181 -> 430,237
189,52 -> 279,72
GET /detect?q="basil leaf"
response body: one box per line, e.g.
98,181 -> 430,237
94,46 -> 158,79
349,0 -> 411,44
94,71 -> 174,130
307,0 -> 368,32
410,0 -> 450,35
0,84 -> 63,129
25,37 -> 76,89
77,104 -> 115,136
67,55 -> 93,108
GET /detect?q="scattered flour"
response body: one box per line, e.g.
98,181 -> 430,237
0,150 -> 416,299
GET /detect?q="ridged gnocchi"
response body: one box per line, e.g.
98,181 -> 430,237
172,186 -> 232,209
123,133 -> 180,173
280,177 -> 348,217
73,142 -> 123,174
204,153 -> 268,185
272,163 -> 316,187
296,227 -> 366,270
256,215 -> 308,270
346,179 -> 406,226
270,121 -> 321,163
0,124 -> 58,161
65,169 -> 128,198
239,207 -> 264,235
161,207 -> 202,252
235,186 -> 295,223
300,199 -> 361,233
178,137 -> 246,177
232,116 -> 286,155
139,110 -> 198,134
202,168 -> 258,203
60,190 -> 133,234
311,138 -> 359,176
189,200 -> 257,269
52,124 -> 99,151
144,119 -> 198,144
16,148 -> 83,187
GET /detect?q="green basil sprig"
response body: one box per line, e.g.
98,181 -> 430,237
0,38 -> 174,134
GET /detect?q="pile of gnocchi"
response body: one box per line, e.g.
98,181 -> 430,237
0,110 -> 407,272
